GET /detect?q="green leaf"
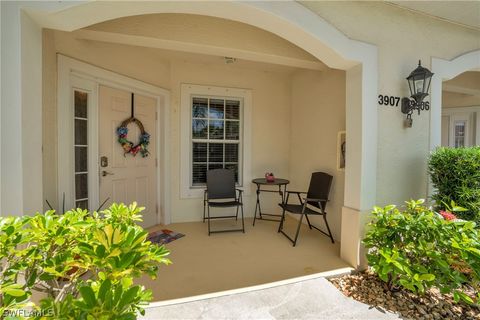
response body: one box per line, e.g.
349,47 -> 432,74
467,247 -> 480,258
26,269 -> 38,287
121,277 -> 133,289
415,281 -> 424,293
55,237 -> 65,246
120,252 -> 136,268
391,261 -> 403,271
453,291 -> 461,303
98,279 -> 111,302
399,279 -> 415,292
113,285 -> 123,304
39,273 -> 55,281
117,314 -> 136,320
4,225 -> 14,236
96,245 -> 106,258
4,288 -> 26,297
108,248 -> 121,258
418,274 -> 435,281
118,286 -> 139,311
79,286 -> 97,308
104,289 -> 113,309
456,291 -> 474,304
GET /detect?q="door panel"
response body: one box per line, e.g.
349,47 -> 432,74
99,85 -> 157,228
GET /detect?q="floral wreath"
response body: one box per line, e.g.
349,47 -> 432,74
116,118 -> 150,157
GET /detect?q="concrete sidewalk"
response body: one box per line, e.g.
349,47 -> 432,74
141,274 -> 400,319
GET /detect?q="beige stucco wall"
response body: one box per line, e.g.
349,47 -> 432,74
443,92 -> 480,108
442,71 -> 480,108
86,13 -> 318,63
42,29 -> 301,224
289,69 -> 346,240
301,1 -> 480,207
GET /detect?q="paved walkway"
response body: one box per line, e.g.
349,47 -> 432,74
141,276 -> 400,319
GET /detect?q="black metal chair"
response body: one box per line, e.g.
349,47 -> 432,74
278,172 -> 334,246
203,169 -> 245,235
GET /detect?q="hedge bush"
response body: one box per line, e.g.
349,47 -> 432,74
364,200 -> 480,305
428,146 -> 480,223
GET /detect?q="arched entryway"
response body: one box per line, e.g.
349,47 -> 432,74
430,50 -> 480,150
15,1 -> 377,268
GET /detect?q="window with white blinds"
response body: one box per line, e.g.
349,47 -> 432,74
191,97 -> 242,186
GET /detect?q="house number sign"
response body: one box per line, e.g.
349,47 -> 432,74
378,94 -> 401,107
378,94 -> 430,110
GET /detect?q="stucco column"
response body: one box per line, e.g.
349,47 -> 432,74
1,3 -> 43,216
1,2 -> 23,216
341,58 -> 378,269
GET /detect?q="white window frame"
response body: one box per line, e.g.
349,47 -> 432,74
180,84 -> 252,199
191,96 -> 243,187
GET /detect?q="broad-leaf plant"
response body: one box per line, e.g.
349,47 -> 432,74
0,202 -> 170,319
364,199 -> 479,305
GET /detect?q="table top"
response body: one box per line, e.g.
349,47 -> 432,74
252,178 -> 290,185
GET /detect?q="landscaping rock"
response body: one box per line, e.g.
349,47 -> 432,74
329,271 -> 480,320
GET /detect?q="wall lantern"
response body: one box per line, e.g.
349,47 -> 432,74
401,60 -> 434,127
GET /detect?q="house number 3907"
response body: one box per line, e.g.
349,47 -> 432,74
378,95 -> 400,107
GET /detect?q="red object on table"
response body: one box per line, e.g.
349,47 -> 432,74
265,172 -> 275,182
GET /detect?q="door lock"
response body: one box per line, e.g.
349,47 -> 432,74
100,156 -> 108,167
102,171 -> 114,177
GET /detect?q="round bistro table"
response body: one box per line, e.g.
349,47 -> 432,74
251,178 -> 290,226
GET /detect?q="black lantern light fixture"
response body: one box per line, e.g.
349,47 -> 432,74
401,60 -> 434,127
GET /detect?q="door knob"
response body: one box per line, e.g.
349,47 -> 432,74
102,171 -> 114,177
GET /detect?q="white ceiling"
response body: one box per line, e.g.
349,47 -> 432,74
388,1 -> 480,31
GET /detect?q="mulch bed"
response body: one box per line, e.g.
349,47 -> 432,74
329,271 -> 480,320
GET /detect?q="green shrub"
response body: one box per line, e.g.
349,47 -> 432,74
428,146 -> 480,223
363,199 -> 480,305
0,202 -> 171,319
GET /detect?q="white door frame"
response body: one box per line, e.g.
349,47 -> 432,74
57,55 -> 171,224
448,113 -> 471,148
443,106 -> 480,147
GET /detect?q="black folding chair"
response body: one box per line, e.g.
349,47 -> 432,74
278,172 -> 334,246
203,169 -> 245,235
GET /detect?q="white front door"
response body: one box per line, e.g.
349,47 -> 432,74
98,85 -> 158,228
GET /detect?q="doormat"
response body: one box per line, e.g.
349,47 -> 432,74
148,229 -> 185,245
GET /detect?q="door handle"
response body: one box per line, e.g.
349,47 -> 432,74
102,171 -> 114,177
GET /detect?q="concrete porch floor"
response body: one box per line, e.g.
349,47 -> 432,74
137,216 -> 350,301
